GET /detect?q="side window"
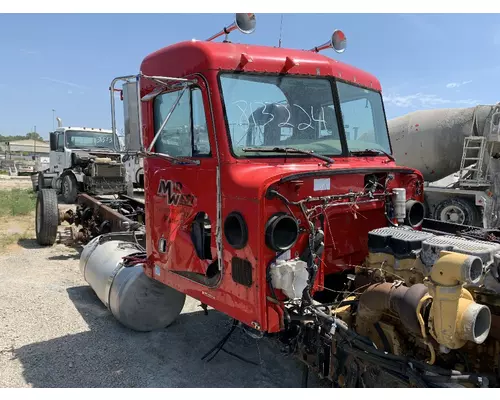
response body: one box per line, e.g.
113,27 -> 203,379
153,87 -> 210,157
57,134 -> 65,151
192,89 -> 210,156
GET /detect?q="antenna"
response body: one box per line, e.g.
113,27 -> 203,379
206,13 -> 257,42
278,14 -> 283,48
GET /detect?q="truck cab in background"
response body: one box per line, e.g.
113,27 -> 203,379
38,118 -> 127,203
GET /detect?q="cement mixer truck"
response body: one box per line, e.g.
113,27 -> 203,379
387,103 -> 500,229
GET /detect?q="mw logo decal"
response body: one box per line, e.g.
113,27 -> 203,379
157,179 -> 195,207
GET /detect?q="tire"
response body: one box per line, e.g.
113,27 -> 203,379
35,189 -> 59,246
61,174 -> 78,204
37,172 -> 44,191
433,198 -> 481,226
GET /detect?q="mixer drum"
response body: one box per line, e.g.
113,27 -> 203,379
387,105 -> 495,182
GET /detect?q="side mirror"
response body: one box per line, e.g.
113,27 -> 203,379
49,132 -> 58,151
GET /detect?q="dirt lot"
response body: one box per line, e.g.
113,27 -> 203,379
0,180 -> 320,388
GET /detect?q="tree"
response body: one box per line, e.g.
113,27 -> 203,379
0,134 -> 25,142
25,132 -> 43,141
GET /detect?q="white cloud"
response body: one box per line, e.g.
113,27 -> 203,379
40,77 -> 86,89
384,92 -> 479,109
445,80 -> 472,89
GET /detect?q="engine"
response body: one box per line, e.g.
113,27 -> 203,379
71,151 -> 124,176
71,150 -> 127,195
282,225 -> 500,388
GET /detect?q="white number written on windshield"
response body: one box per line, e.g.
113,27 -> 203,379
231,100 -> 332,132
96,136 -> 113,144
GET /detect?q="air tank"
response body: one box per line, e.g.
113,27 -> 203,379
79,237 -> 186,332
387,105 -> 495,182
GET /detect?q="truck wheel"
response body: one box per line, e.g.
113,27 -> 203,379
433,198 -> 481,226
37,172 -> 44,191
35,189 -> 59,246
61,174 -> 78,204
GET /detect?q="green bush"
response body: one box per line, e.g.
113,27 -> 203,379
0,188 -> 37,217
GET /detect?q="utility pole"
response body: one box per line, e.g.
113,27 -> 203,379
34,125 -> 37,157
52,109 -> 55,130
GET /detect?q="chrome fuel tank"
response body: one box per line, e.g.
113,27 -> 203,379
79,238 -> 186,331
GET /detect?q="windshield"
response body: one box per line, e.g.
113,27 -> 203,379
336,81 -> 391,154
65,130 -> 116,150
219,73 -> 391,157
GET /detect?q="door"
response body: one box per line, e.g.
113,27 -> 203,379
50,132 -> 65,173
147,84 -> 219,286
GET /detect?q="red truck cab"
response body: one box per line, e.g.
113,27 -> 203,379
137,25 -> 424,333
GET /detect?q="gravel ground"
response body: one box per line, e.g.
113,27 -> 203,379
0,182 -> 321,388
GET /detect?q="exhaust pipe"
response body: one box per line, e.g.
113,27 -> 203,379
56,117 -> 63,128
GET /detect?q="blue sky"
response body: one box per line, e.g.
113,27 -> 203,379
0,13 -> 499,139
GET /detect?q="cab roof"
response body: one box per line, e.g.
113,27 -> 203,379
140,40 -> 382,91
56,127 -> 113,133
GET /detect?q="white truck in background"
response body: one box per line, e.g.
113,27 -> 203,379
387,103 -> 500,229
37,117 -> 128,203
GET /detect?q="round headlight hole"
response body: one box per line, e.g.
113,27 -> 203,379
224,212 -> 248,249
265,213 -> 299,252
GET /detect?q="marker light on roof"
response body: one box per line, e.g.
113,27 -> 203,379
310,29 -> 347,54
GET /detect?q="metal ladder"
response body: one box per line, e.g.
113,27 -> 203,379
459,136 -> 490,187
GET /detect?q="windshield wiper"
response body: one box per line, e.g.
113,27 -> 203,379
349,148 -> 395,162
242,147 -> 334,165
